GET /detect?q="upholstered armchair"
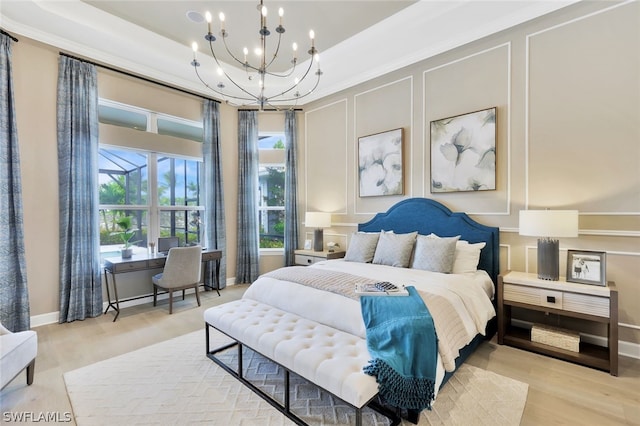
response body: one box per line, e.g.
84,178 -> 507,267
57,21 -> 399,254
152,245 -> 203,314
0,322 -> 37,390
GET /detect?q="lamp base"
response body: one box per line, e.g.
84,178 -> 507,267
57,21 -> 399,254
313,228 -> 324,252
537,238 -> 560,280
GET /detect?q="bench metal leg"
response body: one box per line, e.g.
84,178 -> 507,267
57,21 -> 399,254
204,322 -> 402,426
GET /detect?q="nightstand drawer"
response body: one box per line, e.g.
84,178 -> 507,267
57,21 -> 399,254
564,292 -> 609,317
295,254 -> 319,266
503,284 -> 563,309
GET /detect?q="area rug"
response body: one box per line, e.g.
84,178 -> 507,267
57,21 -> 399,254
64,330 -> 528,425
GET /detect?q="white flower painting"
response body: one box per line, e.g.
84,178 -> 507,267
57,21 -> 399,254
431,108 -> 496,193
358,128 -> 403,197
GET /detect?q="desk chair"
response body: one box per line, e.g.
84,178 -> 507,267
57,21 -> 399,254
1,322 -> 37,390
152,246 -> 202,314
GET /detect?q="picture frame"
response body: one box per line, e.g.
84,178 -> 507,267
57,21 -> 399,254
358,128 -> 404,197
566,250 -> 607,286
303,239 -> 312,250
430,107 -> 496,193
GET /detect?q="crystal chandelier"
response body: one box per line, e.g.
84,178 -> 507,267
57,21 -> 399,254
190,0 -> 322,110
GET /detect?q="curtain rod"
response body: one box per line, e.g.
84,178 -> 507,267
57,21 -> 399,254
239,108 -> 303,112
1,29 -> 19,42
59,52 -> 220,104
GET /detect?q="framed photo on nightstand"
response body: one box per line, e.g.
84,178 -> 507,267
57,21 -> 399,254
566,250 -> 606,286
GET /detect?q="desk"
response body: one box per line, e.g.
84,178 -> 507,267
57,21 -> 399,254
103,249 -> 222,321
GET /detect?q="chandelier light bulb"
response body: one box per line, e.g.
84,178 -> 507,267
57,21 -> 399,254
279,7 -> 284,23
217,67 -> 224,76
191,42 -> 198,59
219,12 -> 225,31
254,47 -> 262,56
294,77 -> 299,85
261,6 -> 267,17
205,11 -> 212,34
309,30 -> 315,40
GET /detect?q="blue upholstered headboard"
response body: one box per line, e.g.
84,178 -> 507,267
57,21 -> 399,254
358,198 -> 500,286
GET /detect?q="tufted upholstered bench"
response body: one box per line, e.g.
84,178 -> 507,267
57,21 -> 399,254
204,298 -> 399,426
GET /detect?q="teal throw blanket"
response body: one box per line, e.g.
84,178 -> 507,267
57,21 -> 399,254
360,286 -> 438,411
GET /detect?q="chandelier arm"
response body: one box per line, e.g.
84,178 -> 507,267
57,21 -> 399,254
218,36 -> 261,73
269,55 -> 315,99
264,30 -> 283,71
205,42 -> 270,101
271,69 -> 321,103
193,64 -> 258,102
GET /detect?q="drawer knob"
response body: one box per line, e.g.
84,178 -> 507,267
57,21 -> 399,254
547,296 -> 556,303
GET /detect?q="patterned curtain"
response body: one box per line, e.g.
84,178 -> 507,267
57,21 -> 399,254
235,110 -> 259,284
57,56 -> 102,322
202,100 -> 227,288
0,34 -> 30,332
283,110 -> 299,266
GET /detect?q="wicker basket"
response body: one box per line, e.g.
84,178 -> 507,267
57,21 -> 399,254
531,324 -> 580,352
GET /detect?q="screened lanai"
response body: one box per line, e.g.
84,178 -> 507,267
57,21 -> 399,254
98,147 -> 203,252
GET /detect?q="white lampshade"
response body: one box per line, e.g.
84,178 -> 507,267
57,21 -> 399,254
305,212 -> 331,229
519,210 -> 579,238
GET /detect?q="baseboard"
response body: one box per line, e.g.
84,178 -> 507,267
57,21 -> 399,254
31,278 -> 237,328
511,319 -> 639,360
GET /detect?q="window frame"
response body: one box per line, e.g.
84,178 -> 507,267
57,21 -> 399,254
258,133 -> 286,253
98,99 -> 204,258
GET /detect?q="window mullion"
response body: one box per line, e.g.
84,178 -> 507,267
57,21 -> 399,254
148,152 -> 159,245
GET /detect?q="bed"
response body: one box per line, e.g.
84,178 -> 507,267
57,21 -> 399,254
204,197 -> 499,425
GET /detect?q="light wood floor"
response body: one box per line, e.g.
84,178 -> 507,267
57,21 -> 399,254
2,284 -> 639,425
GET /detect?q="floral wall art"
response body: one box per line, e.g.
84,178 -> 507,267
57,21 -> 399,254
430,107 -> 496,193
358,128 -> 404,197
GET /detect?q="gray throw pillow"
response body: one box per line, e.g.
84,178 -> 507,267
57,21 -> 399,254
411,235 -> 460,273
372,231 -> 417,267
344,232 -> 380,263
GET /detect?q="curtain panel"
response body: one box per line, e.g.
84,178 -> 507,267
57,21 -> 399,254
202,100 -> 227,288
284,110 -> 299,266
57,56 -> 102,323
0,34 -> 30,331
235,110 -> 259,284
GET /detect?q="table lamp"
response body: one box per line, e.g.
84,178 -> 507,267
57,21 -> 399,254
305,212 -> 331,252
519,209 -> 579,280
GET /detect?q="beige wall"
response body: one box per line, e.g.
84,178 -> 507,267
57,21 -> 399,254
303,1 -> 640,347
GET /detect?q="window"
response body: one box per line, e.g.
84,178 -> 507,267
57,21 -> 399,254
156,155 -> 203,246
98,148 -> 203,256
98,99 -> 204,258
258,134 -> 286,249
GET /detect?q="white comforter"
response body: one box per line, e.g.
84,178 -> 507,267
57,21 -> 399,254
243,259 -> 496,382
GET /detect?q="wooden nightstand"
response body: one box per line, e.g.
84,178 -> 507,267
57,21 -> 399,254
498,271 -> 618,376
294,249 -> 345,266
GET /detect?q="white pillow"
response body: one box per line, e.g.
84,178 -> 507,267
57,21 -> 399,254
372,231 -> 417,268
344,232 -> 379,263
411,235 -> 460,273
426,233 -> 486,273
452,240 -> 486,274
